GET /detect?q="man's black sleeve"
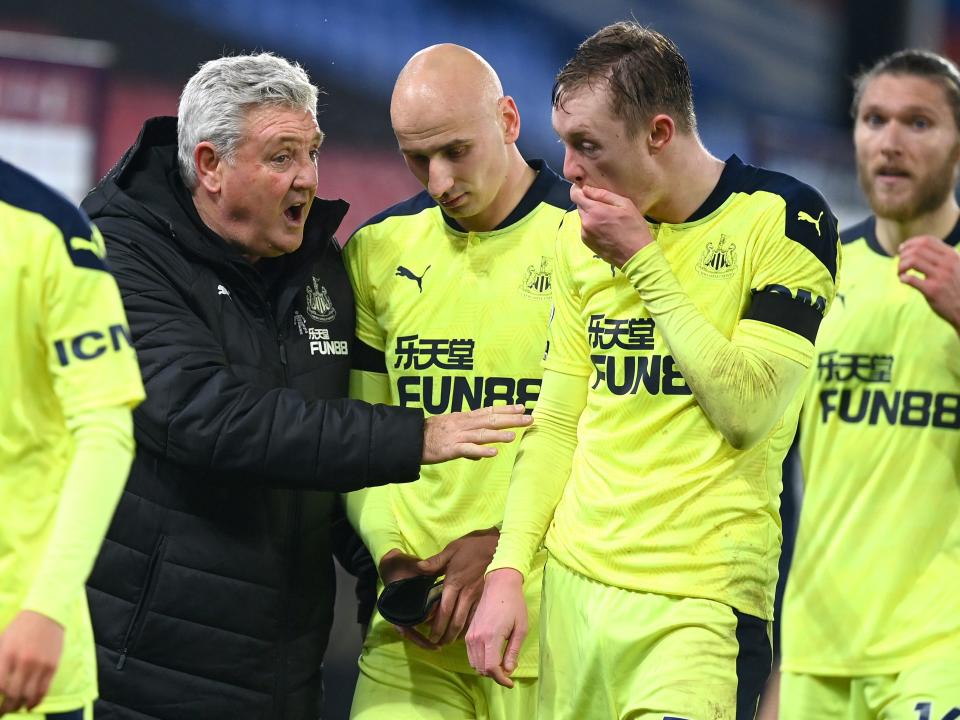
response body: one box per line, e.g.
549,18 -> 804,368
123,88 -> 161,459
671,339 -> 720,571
100,220 -> 423,492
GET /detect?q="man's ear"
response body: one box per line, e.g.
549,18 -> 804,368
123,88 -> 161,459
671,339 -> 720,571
647,113 -> 675,155
194,142 -> 223,193
499,96 -> 522,144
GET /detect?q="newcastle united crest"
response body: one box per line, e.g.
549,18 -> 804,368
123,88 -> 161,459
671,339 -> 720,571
305,276 -> 336,323
521,256 -> 553,298
697,236 -> 737,279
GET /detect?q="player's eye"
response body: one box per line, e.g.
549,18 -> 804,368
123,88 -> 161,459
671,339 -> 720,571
447,145 -> 468,159
309,148 -> 320,162
911,116 -> 931,130
863,113 -> 885,127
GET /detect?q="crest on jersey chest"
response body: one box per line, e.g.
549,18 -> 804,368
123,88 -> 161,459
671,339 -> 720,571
696,235 -> 737,279
305,275 -> 336,322
521,256 -> 553,298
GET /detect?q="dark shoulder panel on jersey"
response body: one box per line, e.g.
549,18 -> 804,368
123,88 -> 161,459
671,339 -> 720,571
533,160 -> 575,211
841,216 -> 874,246
492,159 -> 573,230
734,158 -> 839,281
346,190 -> 437,242
0,157 -> 106,272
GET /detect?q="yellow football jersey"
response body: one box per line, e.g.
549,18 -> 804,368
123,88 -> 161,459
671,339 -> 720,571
0,158 -> 144,710
344,161 -> 570,674
783,217 -> 960,675
543,155 -> 839,620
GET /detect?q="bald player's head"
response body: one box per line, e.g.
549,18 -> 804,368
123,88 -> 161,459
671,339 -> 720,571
389,45 -> 527,231
391,44 -> 503,131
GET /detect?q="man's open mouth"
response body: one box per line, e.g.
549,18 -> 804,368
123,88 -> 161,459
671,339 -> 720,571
285,203 -> 306,222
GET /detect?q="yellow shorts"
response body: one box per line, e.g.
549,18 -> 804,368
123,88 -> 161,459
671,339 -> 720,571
540,556 -> 772,720
9,702 -> 92,719
349,642 -> 537,720
780,659 -> 960,720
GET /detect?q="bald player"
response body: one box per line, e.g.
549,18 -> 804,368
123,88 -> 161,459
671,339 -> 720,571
343,44 -> 571,719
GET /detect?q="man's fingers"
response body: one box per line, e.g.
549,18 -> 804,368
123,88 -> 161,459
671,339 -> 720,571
467,405 -> 531,428
428,586 -> 458,644
455,443 -> 499,461
899,271 -> 928,294
439,592 -> 474,646
502,625 -> 527,673
22,664 -> 51,711
470,429 -> 517,446
416,548 -> 449,576
484,641 -> 516,689
487,666 -> 515,689
581,184 -> 625,206
0,661 -> 24,714
899,250 -> 937,276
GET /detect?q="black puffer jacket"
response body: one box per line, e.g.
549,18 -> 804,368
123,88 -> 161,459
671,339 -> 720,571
82,117 -> 422,720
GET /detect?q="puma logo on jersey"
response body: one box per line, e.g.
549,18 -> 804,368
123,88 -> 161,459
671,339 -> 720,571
69,235 -> 105,258
217,284 -> 231,297
396,265 -> 431,293
797,210 -> 823,237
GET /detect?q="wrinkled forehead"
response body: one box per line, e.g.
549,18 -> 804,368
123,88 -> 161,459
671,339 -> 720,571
241,103 -> 322,143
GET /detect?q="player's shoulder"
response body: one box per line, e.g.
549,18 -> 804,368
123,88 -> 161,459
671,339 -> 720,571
348,190 -> 437,242
734,158 -> 831,217
0,158 -> 93,240
0,158 -> 106,271
839,216 -> 874,246
733,157 -> 839,280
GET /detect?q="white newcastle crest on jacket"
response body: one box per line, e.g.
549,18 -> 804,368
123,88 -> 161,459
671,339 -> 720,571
305,276 -> 336,323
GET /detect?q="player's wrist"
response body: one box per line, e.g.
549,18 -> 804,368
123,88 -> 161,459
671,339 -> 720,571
484,566 -> 524,587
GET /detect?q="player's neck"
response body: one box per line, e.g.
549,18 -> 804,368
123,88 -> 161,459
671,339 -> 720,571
647,139 -> 724,224
874,198 -> 960,256
458,151 -> 536,232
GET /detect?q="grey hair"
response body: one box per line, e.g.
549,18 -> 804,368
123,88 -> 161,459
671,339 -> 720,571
177,52 -> 320,189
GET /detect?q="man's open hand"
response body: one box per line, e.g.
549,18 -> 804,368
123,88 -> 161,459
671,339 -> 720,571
422,405 -> 532,464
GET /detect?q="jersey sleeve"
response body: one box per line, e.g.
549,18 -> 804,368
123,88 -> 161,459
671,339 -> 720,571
42,217 -> 145,416
745,186 -> 841,361
343,227 -> 387,356
542,212 -> 593,377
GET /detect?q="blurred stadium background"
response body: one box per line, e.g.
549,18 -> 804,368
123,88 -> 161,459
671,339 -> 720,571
2,1 -> 956,717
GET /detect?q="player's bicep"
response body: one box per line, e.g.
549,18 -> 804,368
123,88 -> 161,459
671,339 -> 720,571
43,221 -> 143,415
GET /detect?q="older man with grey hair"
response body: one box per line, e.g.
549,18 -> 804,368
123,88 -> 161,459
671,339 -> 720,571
81,53 -> 529,720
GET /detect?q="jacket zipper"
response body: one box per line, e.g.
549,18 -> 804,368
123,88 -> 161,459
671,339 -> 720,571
117,535 -> 167,670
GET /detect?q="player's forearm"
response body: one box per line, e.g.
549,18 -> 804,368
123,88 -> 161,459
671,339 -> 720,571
623,243 -> 809,449
345,368 -> 404,564
344,486 -> 404,566
23,405 -> 134,625
488,369 -> 585,578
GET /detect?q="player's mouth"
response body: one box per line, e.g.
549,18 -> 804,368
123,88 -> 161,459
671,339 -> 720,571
875,165 -> 911,182
284,201 -> 308,224
439,193 -> 466,209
